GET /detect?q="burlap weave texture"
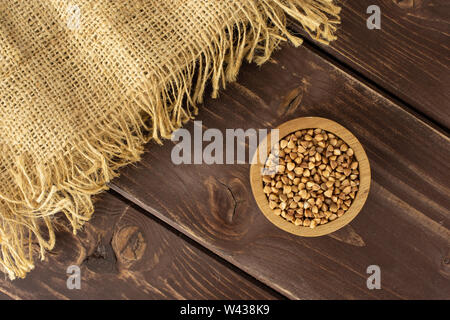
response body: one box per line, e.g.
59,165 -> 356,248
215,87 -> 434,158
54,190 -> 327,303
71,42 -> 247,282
0,0 -> 340,279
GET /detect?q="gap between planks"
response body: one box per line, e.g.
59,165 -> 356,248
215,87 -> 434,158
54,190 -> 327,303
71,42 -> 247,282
105,188 -> 288,300
108,41 -> 450,299
297,39 -> 450,137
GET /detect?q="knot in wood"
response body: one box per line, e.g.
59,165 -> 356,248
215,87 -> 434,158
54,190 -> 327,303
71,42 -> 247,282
112,226 -> 146,262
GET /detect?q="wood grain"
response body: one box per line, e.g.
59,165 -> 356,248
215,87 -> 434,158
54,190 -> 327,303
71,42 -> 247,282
290,0 -> 450,128
111,43 -> 450,299
250,117 -> 371,237
0,193 -> 278,300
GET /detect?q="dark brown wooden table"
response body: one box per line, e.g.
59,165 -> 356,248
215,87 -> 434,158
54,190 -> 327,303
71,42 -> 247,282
1,1 -> 449,299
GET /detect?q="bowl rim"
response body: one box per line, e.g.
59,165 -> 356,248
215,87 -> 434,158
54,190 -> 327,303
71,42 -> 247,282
249,117 -> 371,237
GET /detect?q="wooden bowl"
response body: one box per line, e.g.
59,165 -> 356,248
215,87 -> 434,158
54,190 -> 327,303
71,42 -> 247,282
250,117 -> 371,237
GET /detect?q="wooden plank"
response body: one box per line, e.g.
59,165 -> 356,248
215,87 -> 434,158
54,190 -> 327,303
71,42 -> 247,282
0,192 -> 278,299
111,43 -> 450,299
290,0 -> 450,128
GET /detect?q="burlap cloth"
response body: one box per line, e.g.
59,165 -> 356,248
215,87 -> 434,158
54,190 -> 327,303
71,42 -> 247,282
0,0 -> 340,279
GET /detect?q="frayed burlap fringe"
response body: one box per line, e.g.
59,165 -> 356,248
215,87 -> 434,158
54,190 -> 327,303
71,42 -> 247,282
0,0 -> 340,279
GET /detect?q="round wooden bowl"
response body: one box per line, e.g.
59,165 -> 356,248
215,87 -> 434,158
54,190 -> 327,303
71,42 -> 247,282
250,117 -> 371,237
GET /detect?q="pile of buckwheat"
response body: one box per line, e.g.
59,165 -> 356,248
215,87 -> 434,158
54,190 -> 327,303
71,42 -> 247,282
263,128 -> 360,228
